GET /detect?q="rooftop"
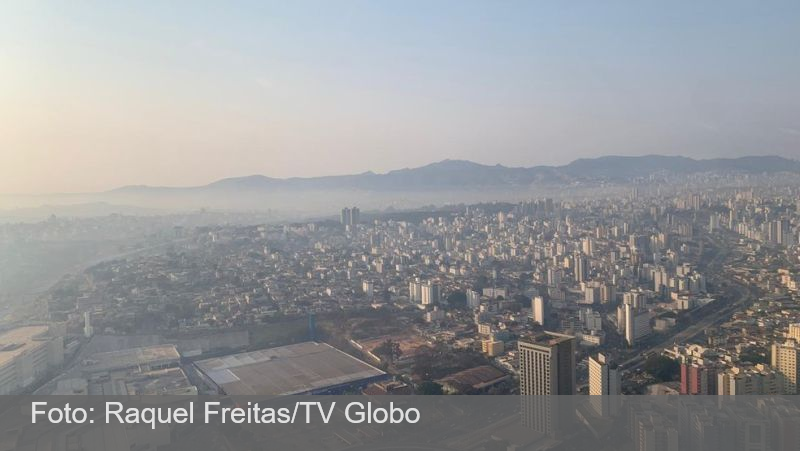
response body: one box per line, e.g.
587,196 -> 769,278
195,341 -> 386,395
123,367 -> 197,396
80,344 -> 180,373
438,365 -> 509,389
0,326 -> 51,367
519,331 -> 575,348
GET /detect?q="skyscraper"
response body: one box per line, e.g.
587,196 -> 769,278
588,353 -> 620,416
772,340 -> 800,394
581,236 -> 594,256
531,296 -> 546,326
408,278 -> 423,303
466,290 -> 481,310
518,332 -> 576,396
420,281 -> 441,305
362,280 -> 374,299
83,311 -> 94,338
574,253 -> 589,283
518,332 -> 576,435
340,206 -> 360,227
624,303 -> 635,346
623,302 -> 651,346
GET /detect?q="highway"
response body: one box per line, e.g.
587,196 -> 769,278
619,231 -> 756,371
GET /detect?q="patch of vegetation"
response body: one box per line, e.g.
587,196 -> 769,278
417,381 -> 444,395
413,343 -> 489,381
644,355 -> 680,382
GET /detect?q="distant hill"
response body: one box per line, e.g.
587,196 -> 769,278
109,154 -> 800,194
7,154 -> 794,216
559,155 -> 800,179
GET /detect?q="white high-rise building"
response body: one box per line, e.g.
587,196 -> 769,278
532,296 -> 546,326
84,311 -> 94,338
653,267 -> 669,293
362,280 -> 374,299
624,303 -> 635,346
623,291 -> 645,309
583,285 -> 601,305
624,303 -> 651,346
580,308 -> 602,332
717,365 -> 783,395
408,279 -> 423,303
581,237 -> 594,256
588,353 -> 620,416
420,282 -> 441,305
772,340 -> 800,394
466,290 -> 481,309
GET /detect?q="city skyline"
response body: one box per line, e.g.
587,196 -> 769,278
4,3 -> 800,450
2,1 -> 800,193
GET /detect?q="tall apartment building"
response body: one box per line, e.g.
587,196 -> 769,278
787,324 -> 800,342
362,280 -> 374,299
531,296 -> 546,326
83,311 -> 94,338
581,237 -> 594,256
518,332 -> 576,396
408,279 -> 441,305
340,206 -> 360,227
772,340 -> 800,394
583,285 -> 601,305
717,365 -> 783,395
518,332 -> 576,435
408,278 -> 423,303
680,361 -> 718,395
579,308 -> 602,332
466,290 -> 481,310
623,291 -> 645,309
547,268 -> 563,287
588,353 -> 620,416
420,282 -> 441,305
574,254 -> 589,283
623,303 -> 651,346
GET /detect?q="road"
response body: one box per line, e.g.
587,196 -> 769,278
619,284 -> 752,371
619,231 -> 755,371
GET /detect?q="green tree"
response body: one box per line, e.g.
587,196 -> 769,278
417,381 -> 444,395
413,345 -> 437,380
373,339 -> 402,365
738,346 -> 768,365
644,355 -> 679,382
446,291 -> 468,310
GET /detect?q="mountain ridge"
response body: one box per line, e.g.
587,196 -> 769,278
108,154 -> 800,194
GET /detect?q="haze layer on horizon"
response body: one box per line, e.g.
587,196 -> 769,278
2,1 -> 799,194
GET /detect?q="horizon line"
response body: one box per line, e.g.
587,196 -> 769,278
1,153 -> 797,197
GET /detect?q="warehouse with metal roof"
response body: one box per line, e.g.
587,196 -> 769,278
194,341 -> 387,395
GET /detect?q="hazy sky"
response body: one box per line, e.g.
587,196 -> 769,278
2,1 -> 799,193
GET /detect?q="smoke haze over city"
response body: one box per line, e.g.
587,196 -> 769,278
4,5 -> 800,451
2,1 -> 799,195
